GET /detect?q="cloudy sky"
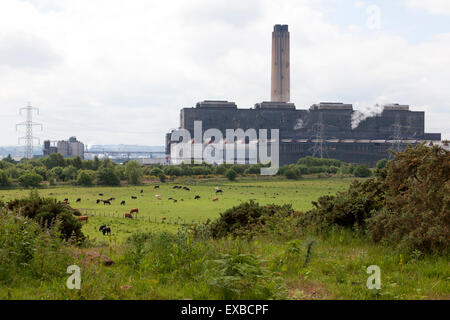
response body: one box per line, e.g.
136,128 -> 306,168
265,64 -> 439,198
1,0 -> 449,147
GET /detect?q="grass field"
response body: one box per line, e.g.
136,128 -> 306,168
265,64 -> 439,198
1,175 -> 449,300
0,176 -> 355,242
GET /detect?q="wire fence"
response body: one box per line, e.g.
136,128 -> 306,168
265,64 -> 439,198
77,208 -> 200,226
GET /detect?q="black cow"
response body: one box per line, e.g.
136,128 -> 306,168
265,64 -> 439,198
183,187 -> 190,191
99,193 -> 103,196
140,189 -> 144,193
216,189 -> 223,194
154,185 -> 160,189
76,198 -> 81,203
194,195 -> 200,200
131,196 -> 137,199
120,200 -> 126,205
103,200 -> 111,205
99,225 -> 111,235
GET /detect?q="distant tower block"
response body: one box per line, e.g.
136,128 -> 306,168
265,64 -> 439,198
271,24 -> 290,102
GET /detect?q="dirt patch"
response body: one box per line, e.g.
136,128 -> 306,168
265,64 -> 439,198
286,278 -> 333,300
73,247 -> 115,267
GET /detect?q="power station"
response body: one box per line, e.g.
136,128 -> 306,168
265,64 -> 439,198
165,24 -> 442,166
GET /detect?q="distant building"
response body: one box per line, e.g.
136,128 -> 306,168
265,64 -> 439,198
43,136 -> 85,159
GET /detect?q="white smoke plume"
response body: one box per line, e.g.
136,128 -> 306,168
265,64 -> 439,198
293,118 -> 304,130
351,103 -> 384,129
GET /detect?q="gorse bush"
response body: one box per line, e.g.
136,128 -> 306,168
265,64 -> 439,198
0,210 -> 72,284
5,190 -> 85,242
300,144 -> 450,254
208,200 -> 299,238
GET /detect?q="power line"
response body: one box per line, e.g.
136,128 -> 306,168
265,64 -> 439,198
16,102 -> 43,159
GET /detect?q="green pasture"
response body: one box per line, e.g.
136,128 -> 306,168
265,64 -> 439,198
0,176 -> 355,242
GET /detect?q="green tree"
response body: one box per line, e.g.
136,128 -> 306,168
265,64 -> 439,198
354,164 -> 372,178
376,158 -> 388,170
3,154 -> 16,164
18,173 -> 43,188
0,169 -> 11,187
125,160 -> 143,185
225,168 -> 237,181
77,170 -> 94,186
62,165 -> 78,181
158,172 -> 166,182
149,167 -> 164,176
96,167 -> 120,186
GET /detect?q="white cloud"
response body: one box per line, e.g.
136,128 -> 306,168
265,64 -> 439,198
1,0 -> 449,147
404,0 -> 450,16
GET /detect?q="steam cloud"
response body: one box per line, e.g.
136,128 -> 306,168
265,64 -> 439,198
351,104 -> 384,129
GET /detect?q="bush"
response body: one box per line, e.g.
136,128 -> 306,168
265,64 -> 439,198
284,168 -> 300,180
354,164 -> 372,177
300,144 -> 450,254
208,200 -> 298,238
5,191 -> 84,242
18,173 -> 43,188
149,167 -> 164,176
225,168 -> 237,181
376,158 -> 388,170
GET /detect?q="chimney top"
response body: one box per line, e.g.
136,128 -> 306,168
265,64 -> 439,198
274,24 -> 288,32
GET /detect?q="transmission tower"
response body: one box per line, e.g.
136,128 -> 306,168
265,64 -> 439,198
387,113 -> 410,159
16,102 -> 43,159
310,113 -> 329,159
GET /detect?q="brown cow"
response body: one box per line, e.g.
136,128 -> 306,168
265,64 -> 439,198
130,208 -> 139,214
213,197 -> 219,202
77,216 -> 89,223
124,212 -> 133,219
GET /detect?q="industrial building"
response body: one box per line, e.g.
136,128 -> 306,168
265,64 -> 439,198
165,25 -> 442,166
43,136 -> 85,159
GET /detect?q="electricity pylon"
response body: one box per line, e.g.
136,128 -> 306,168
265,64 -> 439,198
16,102 -> 42,159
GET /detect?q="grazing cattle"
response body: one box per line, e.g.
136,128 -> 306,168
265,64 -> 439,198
76,198 -> 81,203
183,187 -> 190,191
168,197 -> 173,200
77,216 -> 89,223
96,199 -> 102,204
162,217 -> 166,221
99,225 -> 111,235
124,212 -> 133,219
99,193 -> 103,196
173,199 -> 177,203
154,185 -> 160,189
103,200 -> 111,205
130,208 -> 139,214
120,200 -> 126,205
140,189 -> 144,193
194,195 -> 200,200
131,196 -> 137,199
216,189 -> 223,194
99,224 -> 106,231
155,195 -> 161,200
213,197 -> 219,202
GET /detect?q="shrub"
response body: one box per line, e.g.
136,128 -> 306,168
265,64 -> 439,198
376,158 -> 388,170
6,192 -> 84,242
18,173 -> 43,188
149,167 -> 164,176
284,168 -> 300,180
225,168 -> 237,181
208,200 -> 298,238
354,164 -> 372,177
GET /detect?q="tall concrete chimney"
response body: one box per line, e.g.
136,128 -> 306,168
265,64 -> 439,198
271,24 -> 290,102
